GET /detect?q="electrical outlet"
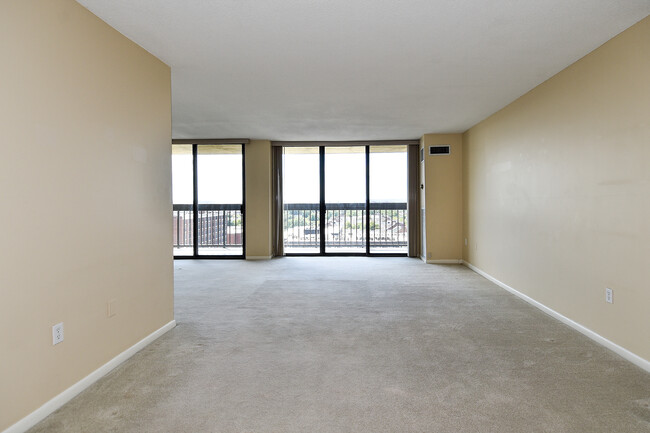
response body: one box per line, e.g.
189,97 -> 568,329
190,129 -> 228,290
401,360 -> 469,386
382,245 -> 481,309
52,322 -> 64,345
464,238 -> 468,246
427,252 -> 432,259
605,288 -> 613,304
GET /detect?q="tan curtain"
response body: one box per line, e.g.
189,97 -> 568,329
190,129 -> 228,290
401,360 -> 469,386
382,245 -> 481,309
271,146 -> 284,256
407,144 -> 420,257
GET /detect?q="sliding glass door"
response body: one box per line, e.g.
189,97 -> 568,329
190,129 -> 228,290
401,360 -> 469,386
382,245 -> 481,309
172,143 -> 245,258
325,147 -> 367,253
282,145 -> 408,256
283,147 -> 320,254
197,145 -> 244,256
172,145 -> 194,256
369,145 -> 408,254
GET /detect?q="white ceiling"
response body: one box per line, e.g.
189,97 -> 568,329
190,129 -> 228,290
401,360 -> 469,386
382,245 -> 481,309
76,0 -> 649,141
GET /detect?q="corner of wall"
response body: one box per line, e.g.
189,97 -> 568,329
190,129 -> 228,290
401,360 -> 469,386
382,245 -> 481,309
245,140 -> 273,258
0,1 -> 173,430
461,130 -> 470,263
420,133 -> 463,262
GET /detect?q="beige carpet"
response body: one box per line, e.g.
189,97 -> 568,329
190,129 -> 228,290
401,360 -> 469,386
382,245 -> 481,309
29,257 -> 650,432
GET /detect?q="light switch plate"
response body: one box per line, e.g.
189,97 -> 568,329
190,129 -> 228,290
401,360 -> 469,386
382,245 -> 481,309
605,288 -> 613,304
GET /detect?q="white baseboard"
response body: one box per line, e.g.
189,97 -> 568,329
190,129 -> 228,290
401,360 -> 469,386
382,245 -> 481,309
3,320 -> 177,433
246,255 -> 272,260
462,261 -> 650,373
426,259 -> 462,264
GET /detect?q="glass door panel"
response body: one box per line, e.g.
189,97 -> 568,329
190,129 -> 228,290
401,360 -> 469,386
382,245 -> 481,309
324,147 -> 366,253
172,145 -> 194,256
369,145 -> 408,254
283,147 -> 320,253
196,145 -> 243,256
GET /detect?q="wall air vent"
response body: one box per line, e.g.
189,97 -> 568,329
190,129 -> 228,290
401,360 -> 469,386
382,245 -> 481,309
429,145 -> 450,155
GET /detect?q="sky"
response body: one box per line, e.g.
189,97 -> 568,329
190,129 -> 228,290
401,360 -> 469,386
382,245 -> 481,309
172,154 -> 243,204
283,152 -> 407,203
172,150 -> 407,205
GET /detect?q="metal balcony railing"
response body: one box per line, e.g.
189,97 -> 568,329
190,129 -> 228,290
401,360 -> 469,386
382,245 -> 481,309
173,204 -> 243,249
284,202 -> 407,249
173,202 -> 407,252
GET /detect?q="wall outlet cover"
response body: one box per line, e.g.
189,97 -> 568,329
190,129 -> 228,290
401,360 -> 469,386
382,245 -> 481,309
52,322 -> 64,345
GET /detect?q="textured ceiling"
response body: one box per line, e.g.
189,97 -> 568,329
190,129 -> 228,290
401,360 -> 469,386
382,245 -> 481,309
76,0 -> 649,140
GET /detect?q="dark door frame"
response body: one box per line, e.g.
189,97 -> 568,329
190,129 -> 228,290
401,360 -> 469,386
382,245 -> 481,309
172,140 -> 247,260
284,144 -> 408,257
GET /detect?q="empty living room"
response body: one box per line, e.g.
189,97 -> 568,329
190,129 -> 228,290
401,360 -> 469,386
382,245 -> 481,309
1,1 -> 649,432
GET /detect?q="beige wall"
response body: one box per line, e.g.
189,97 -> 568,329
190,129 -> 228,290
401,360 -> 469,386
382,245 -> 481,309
245,140 -> 273,258
0,1 -> 173,430
421,134 -> 463,261
463,16 -> 650,361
